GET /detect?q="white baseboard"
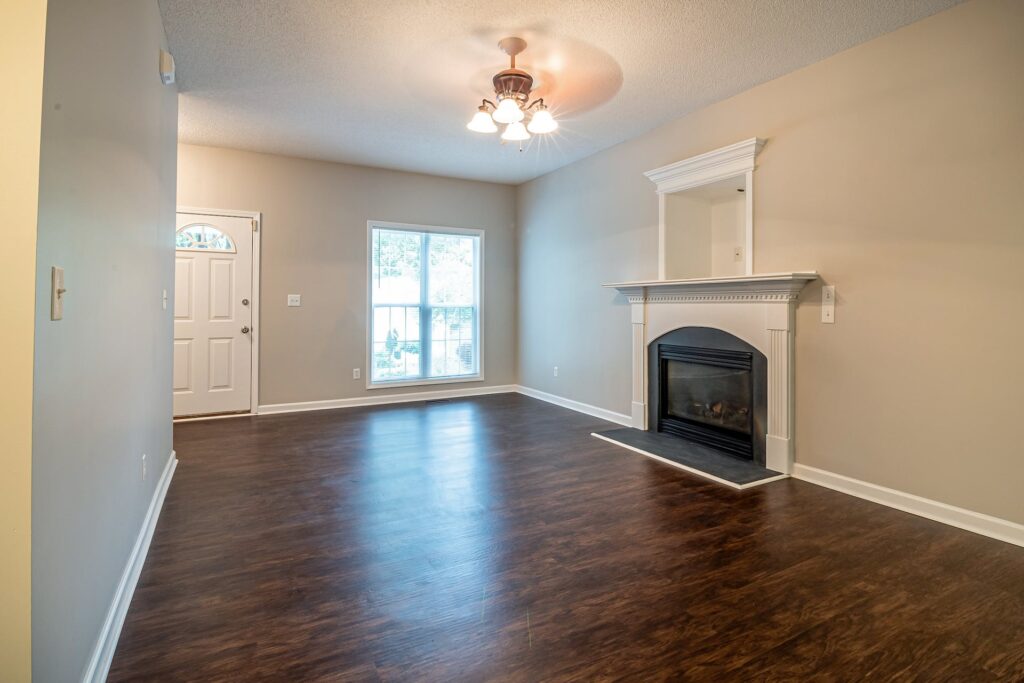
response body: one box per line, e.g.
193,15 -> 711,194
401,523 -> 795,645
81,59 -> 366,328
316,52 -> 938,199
257,384 -> 518,415
515,385 -> 633,427
82,451 -> 177,683
793,463 -> 1024,548
173,412 -> 252,423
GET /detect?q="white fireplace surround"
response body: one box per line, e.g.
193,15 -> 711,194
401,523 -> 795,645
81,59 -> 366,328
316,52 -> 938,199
606,272 -> 818,474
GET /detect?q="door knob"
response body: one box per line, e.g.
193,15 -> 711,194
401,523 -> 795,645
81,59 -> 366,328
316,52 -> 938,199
242,298 -> 249,306
241,326 -> 250,334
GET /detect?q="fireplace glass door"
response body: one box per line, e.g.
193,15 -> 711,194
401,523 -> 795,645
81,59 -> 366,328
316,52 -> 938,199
664,360 -> 752,436
656,343 -> 756,460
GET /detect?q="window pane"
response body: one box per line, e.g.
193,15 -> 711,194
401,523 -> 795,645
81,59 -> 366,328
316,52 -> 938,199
371,305 -> 421,381
428,234 -> 475,306
428,306 -> 475,377
175,224 -> 235,252
372,229 -> 421,305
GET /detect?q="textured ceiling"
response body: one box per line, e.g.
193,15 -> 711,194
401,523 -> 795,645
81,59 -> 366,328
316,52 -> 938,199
159,0 -> 962,184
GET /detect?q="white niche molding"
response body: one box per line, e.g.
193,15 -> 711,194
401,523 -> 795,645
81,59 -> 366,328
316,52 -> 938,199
645,138 -> 766,280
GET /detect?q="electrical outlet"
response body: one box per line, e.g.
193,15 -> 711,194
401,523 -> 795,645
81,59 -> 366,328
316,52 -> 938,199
141,453 -> 147,481
821,285 -> 836,324
553,366 -> 559,377
733,246 -> 743,262
353,368 -> 361,380
287,294 -> 301,307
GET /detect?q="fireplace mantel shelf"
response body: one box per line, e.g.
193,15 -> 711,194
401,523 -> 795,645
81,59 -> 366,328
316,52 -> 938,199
605,271 -> 818,303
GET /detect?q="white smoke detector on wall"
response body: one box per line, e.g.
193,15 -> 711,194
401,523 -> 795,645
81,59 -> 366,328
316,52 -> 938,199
159,49 -> 175,85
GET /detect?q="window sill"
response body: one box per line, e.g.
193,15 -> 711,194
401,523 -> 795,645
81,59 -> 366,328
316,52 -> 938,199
366,374 -> 484,390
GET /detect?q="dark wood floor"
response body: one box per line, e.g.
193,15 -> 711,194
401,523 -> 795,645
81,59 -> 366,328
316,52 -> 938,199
109,394 -> 1024,681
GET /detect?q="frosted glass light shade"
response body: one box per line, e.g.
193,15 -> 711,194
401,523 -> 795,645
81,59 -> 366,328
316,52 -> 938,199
467,108 -> 497,133
527,108 -> 558,134
501,121 -> 530,141
492,97 -> 524,124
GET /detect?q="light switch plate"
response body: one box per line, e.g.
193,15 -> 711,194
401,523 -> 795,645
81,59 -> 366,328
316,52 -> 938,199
51,266 -> 65,320
821,285 -> 835,324
287,294 -> 301,307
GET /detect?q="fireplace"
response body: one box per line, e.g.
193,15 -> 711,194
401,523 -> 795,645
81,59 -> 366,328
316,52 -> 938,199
648,327 -> 768,466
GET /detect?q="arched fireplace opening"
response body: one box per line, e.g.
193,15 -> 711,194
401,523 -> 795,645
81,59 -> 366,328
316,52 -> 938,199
648,327 -> 768,466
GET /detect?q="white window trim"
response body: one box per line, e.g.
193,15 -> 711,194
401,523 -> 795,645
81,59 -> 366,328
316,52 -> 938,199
366,220 -> 485,390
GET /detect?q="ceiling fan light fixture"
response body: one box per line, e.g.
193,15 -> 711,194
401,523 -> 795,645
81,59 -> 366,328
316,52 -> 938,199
466,37 -> 556,147
467,105 -> 498,133
492,96 -> 524,124
527,105 -> 558,134
501,121 -> 530,142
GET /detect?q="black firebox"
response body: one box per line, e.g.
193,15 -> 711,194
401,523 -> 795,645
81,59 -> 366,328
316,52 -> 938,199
658,344 -> 754,459
648,327 -> 768,465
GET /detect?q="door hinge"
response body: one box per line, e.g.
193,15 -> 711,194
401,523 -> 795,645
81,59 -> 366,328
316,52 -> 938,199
251,218 -> 258,232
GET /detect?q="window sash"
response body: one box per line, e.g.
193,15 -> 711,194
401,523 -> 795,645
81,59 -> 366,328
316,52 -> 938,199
369,225 -> 481,385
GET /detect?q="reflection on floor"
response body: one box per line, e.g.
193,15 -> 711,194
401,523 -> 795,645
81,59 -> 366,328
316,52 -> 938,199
109,393 -> 1024,681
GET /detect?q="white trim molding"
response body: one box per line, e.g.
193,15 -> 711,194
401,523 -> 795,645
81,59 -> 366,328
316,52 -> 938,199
516,385 -> 633,427
607,272 -> 817,474
793,464 -> 1024,548
644,138 -> 766,195
605,272 -> 819,304
258,384 -> 516,415
258,384 -> 633,425
82,451 -> 177,683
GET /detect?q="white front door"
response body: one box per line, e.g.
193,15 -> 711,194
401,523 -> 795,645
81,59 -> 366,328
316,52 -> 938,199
173,213 -> 253,417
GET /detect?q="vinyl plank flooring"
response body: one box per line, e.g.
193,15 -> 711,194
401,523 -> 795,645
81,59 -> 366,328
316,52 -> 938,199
108,393 -> 1024,681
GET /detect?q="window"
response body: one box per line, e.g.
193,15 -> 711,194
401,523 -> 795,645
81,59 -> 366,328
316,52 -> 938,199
175,224 -> 236,252
369,223 -> 482,386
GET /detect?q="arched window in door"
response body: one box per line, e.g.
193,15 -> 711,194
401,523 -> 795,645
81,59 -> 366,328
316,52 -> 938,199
175,224 -> 236,252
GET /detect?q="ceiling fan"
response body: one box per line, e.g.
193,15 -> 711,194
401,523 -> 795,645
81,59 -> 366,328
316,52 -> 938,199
466,37 -> 558,147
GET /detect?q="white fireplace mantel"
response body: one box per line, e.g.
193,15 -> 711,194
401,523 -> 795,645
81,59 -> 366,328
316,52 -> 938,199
605,271 -> 819,304
605,271 -> 818,475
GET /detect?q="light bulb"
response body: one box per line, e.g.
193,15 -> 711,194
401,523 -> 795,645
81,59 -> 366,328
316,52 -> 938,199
467,107 -> 497,133
527,107 -> 558,134
492,97 -> 524,124
501,121 -> 530,141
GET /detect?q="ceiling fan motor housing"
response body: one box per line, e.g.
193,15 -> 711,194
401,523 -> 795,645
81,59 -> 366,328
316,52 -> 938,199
493,68 -> 533,104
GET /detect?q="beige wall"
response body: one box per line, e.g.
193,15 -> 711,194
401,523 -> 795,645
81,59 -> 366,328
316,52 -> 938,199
31,1 -> 178,679
518,0 -> 1024,524
0,1 -> 46,677
177,144 -> 517,406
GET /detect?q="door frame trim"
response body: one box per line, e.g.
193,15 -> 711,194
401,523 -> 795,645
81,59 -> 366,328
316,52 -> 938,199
177,205 -> 262,415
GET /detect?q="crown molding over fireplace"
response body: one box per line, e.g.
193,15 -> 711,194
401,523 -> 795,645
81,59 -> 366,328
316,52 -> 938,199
644,138 -> 766,194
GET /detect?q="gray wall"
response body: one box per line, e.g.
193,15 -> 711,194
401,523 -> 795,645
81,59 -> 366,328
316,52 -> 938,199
32,0 -> 177,679
517,0 -> 1024,524
177,144 -> 518,406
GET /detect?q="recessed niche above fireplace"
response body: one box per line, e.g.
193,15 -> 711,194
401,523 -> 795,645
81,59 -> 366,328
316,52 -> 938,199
645,138 -> 765,280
